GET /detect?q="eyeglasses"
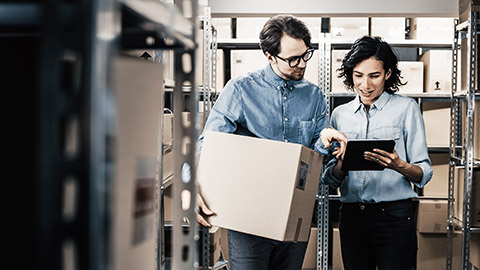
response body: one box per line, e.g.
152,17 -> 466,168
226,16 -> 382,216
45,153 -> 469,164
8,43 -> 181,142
275,48 -> 315,68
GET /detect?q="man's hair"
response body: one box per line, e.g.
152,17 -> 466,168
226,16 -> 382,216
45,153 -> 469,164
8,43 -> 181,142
338,36 -> 406,93
259,15 -> 311,56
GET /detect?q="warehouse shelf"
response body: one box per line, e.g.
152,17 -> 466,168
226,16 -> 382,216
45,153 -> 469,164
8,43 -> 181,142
121,0 -> 195,49
217,38 -> 453,48
446,10 -> 479,270
453,89 -> 480,98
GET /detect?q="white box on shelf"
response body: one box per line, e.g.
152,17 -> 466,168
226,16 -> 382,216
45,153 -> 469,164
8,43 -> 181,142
410,17 -> 455,41
230,50 -> 267,80
330,17 -> 369,41
236,17 -> 269,39
212,17 -> 232,39
230,49 -> 318,84
371,17 -> 406,41
397,61 -> 424,93
331,49 -> 350,93
419,50 -> 452,93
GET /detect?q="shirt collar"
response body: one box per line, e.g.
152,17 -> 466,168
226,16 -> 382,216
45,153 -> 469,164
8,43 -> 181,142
352,91 -> 392,114
262,64 -> 299,90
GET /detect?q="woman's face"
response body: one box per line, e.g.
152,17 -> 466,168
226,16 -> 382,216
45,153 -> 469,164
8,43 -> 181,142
352,57 -> 391,108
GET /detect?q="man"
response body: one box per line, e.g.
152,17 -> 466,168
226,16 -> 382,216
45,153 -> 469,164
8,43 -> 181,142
196,15 -> 346,269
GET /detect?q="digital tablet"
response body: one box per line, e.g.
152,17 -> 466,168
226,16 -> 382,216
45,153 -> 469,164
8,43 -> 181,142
341,139 -> 395,171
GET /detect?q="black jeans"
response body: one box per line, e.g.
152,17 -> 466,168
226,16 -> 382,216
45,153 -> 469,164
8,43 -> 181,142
227,229 -> 308,270
339,199 -> 417,270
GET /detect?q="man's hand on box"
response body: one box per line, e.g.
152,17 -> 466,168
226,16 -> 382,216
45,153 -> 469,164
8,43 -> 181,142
197,193 -> 214,227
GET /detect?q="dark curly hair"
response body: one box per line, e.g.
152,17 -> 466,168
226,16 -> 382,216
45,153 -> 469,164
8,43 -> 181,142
338,36 -> 406,93
259,14 -> 311,56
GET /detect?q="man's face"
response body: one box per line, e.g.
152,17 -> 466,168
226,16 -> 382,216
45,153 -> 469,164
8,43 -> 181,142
268,34 -> 309,81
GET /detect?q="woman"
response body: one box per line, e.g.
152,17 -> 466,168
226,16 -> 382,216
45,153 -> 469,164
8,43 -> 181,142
322,36 -> 433,270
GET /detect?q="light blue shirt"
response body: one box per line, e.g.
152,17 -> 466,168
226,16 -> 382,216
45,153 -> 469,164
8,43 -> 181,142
199,64 -> 329,154
322,91 -> 433,203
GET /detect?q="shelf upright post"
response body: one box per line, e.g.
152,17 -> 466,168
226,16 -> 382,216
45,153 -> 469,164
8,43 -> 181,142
461,10 -> 477,270
171,0 -> 200,269
34,1 -> 118,269
446,17 -> 461,270
317,32 -> 331,270
202,7 -> 212,122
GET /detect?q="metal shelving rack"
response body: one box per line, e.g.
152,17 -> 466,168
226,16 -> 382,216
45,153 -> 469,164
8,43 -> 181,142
447,10 -> 479,270
4,0 -> 202,269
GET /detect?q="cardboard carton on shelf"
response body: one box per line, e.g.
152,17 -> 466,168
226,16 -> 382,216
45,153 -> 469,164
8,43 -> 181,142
197,131 -> 323,242
423,153 -> 450,197
454,166 -> 480,227
417,231 -> 461,270
417,200 -> 448,233
419,50 -> 452,93
422,102 -> 451,148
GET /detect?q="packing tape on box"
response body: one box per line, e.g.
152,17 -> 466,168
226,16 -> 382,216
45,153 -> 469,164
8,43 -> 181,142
294,218 -> 303,242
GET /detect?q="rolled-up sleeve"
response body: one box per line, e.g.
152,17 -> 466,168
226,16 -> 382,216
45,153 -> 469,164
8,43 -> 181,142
404,101 -> 433,188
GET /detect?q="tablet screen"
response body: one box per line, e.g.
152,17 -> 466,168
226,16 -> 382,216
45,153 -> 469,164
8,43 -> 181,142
341,139 -> 395,171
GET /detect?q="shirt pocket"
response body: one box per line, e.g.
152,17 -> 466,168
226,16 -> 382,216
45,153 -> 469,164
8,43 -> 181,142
344,132 -> 359,140
298,120 -> 315,146
370,127 -> 401,141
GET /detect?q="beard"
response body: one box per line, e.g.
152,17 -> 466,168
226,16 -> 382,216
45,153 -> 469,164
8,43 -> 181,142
282,67 -> 305,81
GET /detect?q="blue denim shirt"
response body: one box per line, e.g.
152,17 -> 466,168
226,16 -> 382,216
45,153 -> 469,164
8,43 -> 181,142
198,64 -> 329,154
322,91 -> 433,203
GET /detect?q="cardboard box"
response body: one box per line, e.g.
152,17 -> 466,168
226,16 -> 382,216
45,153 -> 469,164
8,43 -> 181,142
111,55 -> 163,270
332,227 -> 344,270
454,166 -> 480,227
302,17 -> 322,40
330,18 -> 369,41
417,200 -> 448,233
410,18 -> 455,41
422,102 -> 450,147
371,17 -> 406,41
417,231 -> 461,270
423,153 -> 450,197
397,61 -> 424,93
459,0 -> 480,23
461,100 -> 480,160
301,227 -> 343,270
231,50 -> 267,80
236,17 -> 269,39
301,228 -> 317,269
197,131 -> 323,242
471,233 -> 480,269
420,50 -> 452,93
231,49 -> 319,85
331,49 -> 350,93
212,18 -> 232,39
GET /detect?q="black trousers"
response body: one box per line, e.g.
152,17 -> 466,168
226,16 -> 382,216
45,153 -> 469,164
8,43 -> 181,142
339,199 -> 417,270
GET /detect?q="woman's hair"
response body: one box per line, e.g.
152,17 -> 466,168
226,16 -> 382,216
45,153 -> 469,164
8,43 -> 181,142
259,14 -> 311,56
338,36 -> 406,93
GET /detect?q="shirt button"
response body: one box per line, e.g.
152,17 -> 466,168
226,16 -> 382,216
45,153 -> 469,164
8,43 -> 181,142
284,139 -> 288,142
283,96 -> 287,100
285,117 -> 288,121
360,205 -> 366,210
